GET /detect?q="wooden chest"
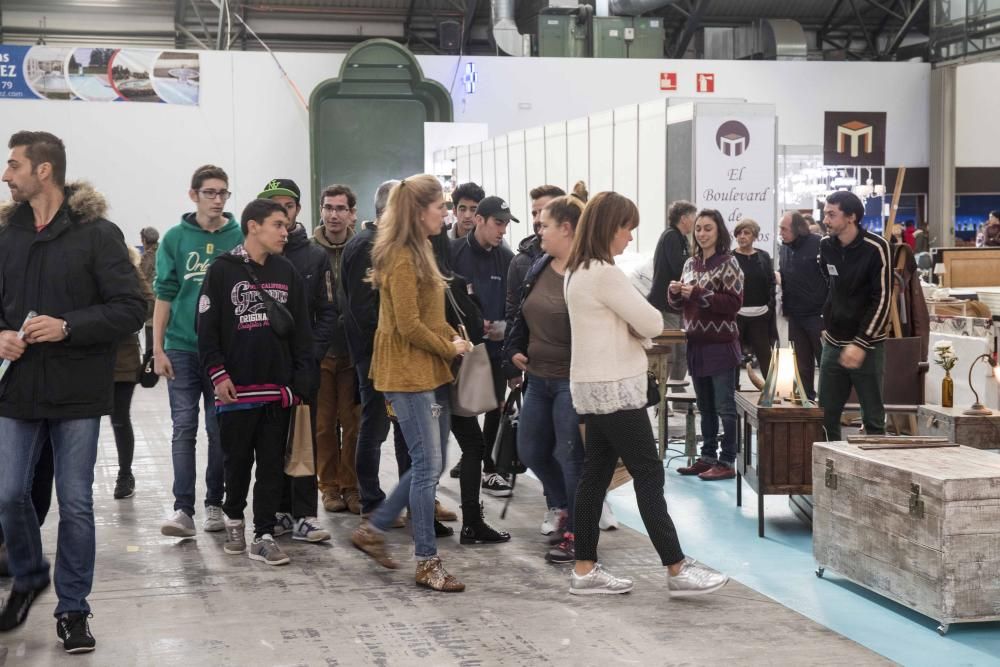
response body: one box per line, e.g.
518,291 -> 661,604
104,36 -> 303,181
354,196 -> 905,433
813,440 -> 1000,634
917,404 -> 1000,450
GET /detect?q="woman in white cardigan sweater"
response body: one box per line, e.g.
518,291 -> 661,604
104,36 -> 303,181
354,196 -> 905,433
564,191 -> 729,597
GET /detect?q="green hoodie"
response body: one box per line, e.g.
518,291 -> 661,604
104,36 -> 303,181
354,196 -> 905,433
155,212 -> 243,352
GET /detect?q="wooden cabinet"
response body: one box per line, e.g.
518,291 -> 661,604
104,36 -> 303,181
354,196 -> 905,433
735,391 -> 826,537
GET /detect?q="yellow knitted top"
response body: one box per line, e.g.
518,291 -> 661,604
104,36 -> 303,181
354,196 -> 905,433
371,248 -> 457,393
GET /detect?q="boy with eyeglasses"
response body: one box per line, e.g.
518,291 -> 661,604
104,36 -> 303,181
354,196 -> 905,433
312,184 -> 362,515
154,165 -> 244,539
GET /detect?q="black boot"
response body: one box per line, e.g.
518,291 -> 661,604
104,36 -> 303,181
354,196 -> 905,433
460,502 -> 511,545
434,520 -> 454,538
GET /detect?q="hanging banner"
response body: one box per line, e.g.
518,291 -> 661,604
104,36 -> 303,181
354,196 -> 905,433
0,46 -> 200,105
695,105 -> 777,250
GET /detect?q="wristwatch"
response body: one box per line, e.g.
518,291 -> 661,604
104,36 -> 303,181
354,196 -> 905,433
61,320 -> 71,340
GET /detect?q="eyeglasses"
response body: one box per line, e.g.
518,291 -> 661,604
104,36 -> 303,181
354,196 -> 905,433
322,204 -> 354,213
198,189 -> 231,201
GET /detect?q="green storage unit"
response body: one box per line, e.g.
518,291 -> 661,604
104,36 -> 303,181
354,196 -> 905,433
537,14 -> 587,58
630,17 -> 666,59
592,17 -> 629,59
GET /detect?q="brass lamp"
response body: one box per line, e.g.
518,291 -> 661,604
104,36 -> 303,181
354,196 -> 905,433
963,353 -> 1000,416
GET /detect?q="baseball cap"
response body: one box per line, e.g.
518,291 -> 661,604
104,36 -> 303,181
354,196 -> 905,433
258,178 -> 300,203
476,196 -> 519,223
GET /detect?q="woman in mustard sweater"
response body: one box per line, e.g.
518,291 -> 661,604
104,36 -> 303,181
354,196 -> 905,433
351,174 -> 471,592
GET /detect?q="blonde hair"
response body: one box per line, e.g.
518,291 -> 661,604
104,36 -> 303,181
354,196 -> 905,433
370,173 -> 446,289
571,180 -> 589,203
566,191 -> 639,272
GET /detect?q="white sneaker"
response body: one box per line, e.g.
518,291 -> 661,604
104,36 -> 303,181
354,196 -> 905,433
273,512 -> 295,537
203,505 -> 225,532
569,563 -> 633,595
668,557 -> 729,597
540,508 -> 561,535
293,517 -> 331,543
599,501 -> 619,530
160,509 -> 195,538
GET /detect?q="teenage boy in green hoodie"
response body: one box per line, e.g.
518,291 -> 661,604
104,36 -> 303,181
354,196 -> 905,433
153,165 -> 244,539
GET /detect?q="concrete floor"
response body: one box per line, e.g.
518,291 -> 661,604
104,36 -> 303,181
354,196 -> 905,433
0,384 -> 888,666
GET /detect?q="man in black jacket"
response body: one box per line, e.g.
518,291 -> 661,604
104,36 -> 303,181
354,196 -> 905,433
817,191 -> 892,441
648,200 -> 697,391
0,131 -> 146,652
778,211 -> 828,401
259,178 -> 335,543
198,199 -> 314,566
505,185 -> 565,326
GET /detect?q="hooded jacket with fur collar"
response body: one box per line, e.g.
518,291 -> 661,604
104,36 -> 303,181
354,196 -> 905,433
0,181 -> 147,419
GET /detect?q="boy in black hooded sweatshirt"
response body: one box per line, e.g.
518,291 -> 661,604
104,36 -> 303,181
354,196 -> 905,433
197,199 -> 314,566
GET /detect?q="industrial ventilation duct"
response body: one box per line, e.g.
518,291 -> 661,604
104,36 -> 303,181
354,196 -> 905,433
492,0 -> 530,56
606,0 -> 679,15
705,18 -> 808,60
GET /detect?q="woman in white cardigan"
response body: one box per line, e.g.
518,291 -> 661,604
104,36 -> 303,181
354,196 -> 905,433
564,191 -> 729,597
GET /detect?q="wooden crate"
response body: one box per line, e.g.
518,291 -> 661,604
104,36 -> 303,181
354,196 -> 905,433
813,440 -> 1000,635
917,404 -> 1000,450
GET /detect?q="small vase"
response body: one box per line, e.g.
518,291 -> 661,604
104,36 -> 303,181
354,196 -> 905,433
941,369 -> 954,408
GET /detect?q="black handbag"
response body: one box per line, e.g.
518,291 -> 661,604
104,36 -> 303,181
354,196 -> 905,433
646,371 -> 661,409
243,262 -> 295,339
492,388 -> 526,477
138,349 -> 159,388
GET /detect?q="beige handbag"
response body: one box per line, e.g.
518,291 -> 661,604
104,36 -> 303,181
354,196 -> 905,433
446,286 -> 499,417
284,404 -> 315,477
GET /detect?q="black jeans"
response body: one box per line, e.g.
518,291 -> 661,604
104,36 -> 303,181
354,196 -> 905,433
450,415 -> 485,521
818,342 -> 886,441
453,356 -> 504,477
576,409 -> 684,566
737,313 -> 775,375
0,438 -> 53,548
279,397 -> 319,519
788,314 -> 823,401
111,382 -> 136,474
219,405 -> 291,538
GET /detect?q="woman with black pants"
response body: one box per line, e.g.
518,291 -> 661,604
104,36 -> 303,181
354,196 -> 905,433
732,219 -> 776,375
565,191 -> 729,597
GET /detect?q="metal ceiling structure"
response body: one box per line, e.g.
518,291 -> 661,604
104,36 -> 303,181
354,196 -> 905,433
0,0 -> 934,60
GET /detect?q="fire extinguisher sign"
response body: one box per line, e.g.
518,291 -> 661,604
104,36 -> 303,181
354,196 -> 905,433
697,73 -> 715,93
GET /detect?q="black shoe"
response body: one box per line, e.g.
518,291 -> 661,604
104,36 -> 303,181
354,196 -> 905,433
0,580 -> 50,631
56,612 -> 96,654
460,502 -> 511,545
449,459 -> 462,479
113,472 -> 135,500
434,520 -> 454,538
0,544 -> 8,577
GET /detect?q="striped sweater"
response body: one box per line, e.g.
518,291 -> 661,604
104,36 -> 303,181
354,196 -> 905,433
666,253 -> 744,343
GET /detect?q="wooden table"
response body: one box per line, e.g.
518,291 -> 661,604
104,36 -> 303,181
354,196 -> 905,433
735,391 -> 825,537
647,329 -> 687,458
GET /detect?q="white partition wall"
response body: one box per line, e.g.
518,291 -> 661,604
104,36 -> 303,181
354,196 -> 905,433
469,142 -> 484,187
567,117 -> 590,192
482,139 -> 497,196
637,99 -> 668,253
524,126 -> 547,228
613,105 -> 640,251
455,144 -> 471,185
494,136 -> 510,205
544,122 -> 568,191
507,131 -> 530,243
589,111 -> 614,194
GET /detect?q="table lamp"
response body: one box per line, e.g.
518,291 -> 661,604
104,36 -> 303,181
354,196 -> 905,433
963,353 -> 1000,415
758,343 -> 816,408
933,263 -> 947,287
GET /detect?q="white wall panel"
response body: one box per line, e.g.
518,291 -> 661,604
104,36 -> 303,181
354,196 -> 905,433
524,126 -> 547,227
455,144 -> 471,186
637,100 -> 668,254
544,122 -> 568,192
566,117 -> 590,193
506,131 -> 529,244
589,111 -> 614,194
469,142 -> 483,186
494,136 -> 510,205
482,139 -> 496,196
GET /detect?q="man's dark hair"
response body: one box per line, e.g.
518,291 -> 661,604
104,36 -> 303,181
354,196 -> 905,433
990,210 -> 1000,221
667,200 -> 698,229
529,184 -> 566,201
693,209 -> 732,258
826,191 -> 865,227
190,164 -> 229,191
787,211 -> 811,238
8,131 -> 67,186
240,198 -> 287,236
451,182 -> 485,206
321,184 -> 357,209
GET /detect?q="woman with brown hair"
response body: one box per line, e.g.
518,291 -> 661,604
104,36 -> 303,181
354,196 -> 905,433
350,174 -> 471,592
732,218 -> 776,375
565,191 -> 728,596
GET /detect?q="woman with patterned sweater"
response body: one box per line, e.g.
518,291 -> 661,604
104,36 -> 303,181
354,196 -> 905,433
668,209 -> 744,481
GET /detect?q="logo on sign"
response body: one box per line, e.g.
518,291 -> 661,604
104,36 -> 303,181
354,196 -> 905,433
836,120 -> 873,158
659,72 -> 677,91
715,120 -> 750,157
697,73 -> 715,93
822,112 -> 886,166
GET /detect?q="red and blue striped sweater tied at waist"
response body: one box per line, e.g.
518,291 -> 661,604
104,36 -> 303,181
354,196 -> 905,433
666,253 -> 744,343
208,367 -> 302,409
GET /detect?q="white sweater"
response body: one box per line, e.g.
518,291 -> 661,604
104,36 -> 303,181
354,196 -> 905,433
565,260 -> 663,384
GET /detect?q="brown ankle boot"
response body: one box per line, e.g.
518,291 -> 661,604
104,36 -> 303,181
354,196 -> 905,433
351,524 -> 399,569
415,556 -> 465,592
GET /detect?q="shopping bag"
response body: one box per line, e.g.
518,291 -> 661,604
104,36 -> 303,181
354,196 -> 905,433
284,405 -> 315,477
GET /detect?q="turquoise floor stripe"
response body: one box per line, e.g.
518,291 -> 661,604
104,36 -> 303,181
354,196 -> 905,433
604,470 -> 1000,666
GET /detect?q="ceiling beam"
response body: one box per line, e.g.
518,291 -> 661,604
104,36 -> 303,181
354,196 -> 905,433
673,0 -> 711,58
881,0 -> 927,58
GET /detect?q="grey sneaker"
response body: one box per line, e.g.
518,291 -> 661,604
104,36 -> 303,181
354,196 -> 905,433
223,520 -> 246,554
293,517 -> 331,543
249,535 -> 290,566
160,509 -> 196,538
569,564 -> 633,595
273,512 -> 295,537
203,505 -> 225,532
668,557 -> 729,598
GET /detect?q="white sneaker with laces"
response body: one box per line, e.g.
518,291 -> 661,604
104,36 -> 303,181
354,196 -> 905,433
293,517 -> 331,543
540,508 -> 561,535
599,500 -> 619,530
203,505 -> 225,532
160,509 -> 195,538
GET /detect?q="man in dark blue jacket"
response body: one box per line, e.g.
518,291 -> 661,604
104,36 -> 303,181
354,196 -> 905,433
450,196 -> 515,498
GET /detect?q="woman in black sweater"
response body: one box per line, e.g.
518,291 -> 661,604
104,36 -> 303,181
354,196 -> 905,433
732,219 -> 777,374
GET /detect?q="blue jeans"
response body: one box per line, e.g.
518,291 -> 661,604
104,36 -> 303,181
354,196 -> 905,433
692,368 -> 739,466
372,386 -> 450,559
354,356 -> 411,514
518,374 -> 585,532
0,417 -> 99,616
166,349 -> 224,516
